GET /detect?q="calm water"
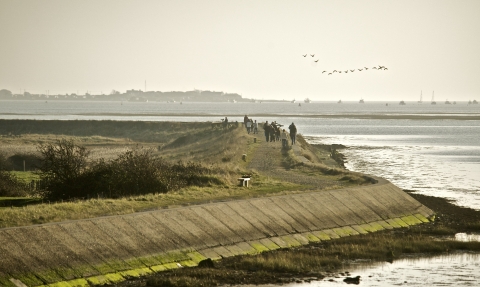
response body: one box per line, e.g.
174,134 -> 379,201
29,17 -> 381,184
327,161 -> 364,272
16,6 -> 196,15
235,252 -> 480,287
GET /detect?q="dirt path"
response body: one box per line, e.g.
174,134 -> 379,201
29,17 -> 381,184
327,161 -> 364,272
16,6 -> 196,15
247,129 -> 341,190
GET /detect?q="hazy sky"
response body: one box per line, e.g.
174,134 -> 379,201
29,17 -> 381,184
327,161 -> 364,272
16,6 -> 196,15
1,0 -> 479,101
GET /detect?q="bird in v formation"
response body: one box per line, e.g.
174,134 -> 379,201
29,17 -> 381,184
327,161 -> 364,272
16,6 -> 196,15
302,55 -> 388,74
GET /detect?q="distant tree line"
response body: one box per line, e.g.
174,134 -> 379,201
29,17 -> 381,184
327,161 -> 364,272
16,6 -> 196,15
0,88 -> 252,102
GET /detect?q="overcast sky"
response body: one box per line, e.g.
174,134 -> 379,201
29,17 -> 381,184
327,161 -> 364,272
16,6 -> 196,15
1,0 -> 479,101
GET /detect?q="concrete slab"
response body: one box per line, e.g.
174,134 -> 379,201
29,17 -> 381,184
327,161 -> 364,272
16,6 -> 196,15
303,195 -> 345,228
293,193 -> 339,229
3,229 -> 66,284
190,206 -> 243,245
226,201 -> 277,237
91,217 -> 156,267
120,213 -> 173,253
288,196 -> 332,230
268,197 -> 312,232
328,190 -> 382,223
163,210 -> 218,249
71,221 -> 137,271
199,205 -> 254,242
248,198 -> 296,235
324,192 -> 366,226
214,204 -> 265,241
176,208 -> 231,245
347,187 -> 395,219
212,246 -> 236,258
269,236 -> 290,248
151,211 -> 208,250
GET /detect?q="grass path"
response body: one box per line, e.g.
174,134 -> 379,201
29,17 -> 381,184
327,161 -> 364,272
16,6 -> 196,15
247,129 -> 343,190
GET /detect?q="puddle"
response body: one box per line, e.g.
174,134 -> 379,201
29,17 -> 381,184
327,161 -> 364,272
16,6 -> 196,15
455,233 -> 480,242
234,252 -> 480,287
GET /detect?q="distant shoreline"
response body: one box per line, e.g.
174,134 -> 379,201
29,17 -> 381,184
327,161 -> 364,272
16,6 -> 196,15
1,113 -> 479,120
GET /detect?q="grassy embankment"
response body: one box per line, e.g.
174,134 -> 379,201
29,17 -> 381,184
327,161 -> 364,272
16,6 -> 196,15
0,120 -> 352,228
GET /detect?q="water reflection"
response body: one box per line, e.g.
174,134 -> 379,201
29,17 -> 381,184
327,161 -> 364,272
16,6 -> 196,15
236,253 -> 480,287
456,233 -> 480,242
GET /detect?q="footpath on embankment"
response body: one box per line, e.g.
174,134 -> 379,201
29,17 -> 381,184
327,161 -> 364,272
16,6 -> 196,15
0,133 -> 435,287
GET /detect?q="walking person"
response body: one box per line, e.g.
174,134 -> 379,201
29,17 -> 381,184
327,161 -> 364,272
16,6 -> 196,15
246,120 -> 252,134
288,122 -> 297,145
281,129 -> 288,148
253,120 -> 258,134
264,121 -> 270,142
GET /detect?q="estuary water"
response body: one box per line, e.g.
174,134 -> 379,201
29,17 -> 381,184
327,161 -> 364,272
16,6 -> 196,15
1,100 -> 479,210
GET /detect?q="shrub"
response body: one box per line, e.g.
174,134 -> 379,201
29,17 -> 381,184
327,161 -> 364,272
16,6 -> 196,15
0,171 -> 26,196
36,140 -> 223,201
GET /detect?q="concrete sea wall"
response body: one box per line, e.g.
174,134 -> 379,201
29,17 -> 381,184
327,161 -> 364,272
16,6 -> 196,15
0,178 -> 434,287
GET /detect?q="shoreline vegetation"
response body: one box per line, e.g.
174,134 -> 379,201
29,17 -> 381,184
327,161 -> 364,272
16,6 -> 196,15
1,120 -> 479,286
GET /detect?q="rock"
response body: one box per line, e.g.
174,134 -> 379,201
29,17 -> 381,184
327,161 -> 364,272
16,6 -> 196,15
198,258 -> 215,268
343,275 -> 361,284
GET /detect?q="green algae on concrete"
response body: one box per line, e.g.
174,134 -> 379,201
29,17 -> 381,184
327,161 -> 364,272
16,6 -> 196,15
368,222 -> 386,231
292,234 -> 310,245
153,250 -> 192,265
392,218 -> 409,227
150,264 -> 168,272
280,235 -> 303,247
312,231 -> 333,241
259,238 -> 281,250
414,213 -> 431,223
7,273 -> 44,287
119,267 -> 153,278
187,251 -> 208,263
350,225 -> 369,234
302,232 -> 321,243
385,218 -> 403,228
224,244 -> 247,256
321,229 -> 341,239
401,215 -> 423,225
40,278 -> 89,287
250,241 -> 270,253
375,220 -> 394,230
86,273 -> 124,286
333,226 -> 360,237
269,237 -> 290,248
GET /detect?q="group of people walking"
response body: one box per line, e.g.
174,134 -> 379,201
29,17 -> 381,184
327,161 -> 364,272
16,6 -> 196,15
243,115 -> 258,134
241,115 -> 297,147
263,120 -> 297,147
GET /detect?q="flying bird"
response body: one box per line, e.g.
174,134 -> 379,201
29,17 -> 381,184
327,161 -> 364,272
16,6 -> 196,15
350,70 -> 355,72
302,54 -> 307,57
373,67 -> 377,69
314,59 -> 319,62
345,70 -> 348,73
322,71 -> 326,73
333,70 -> 337,72
384,67 -> 388,70
364,67 -> 369,70
358,69 -> 363,71
328,73 -> 332,75
310,54 -> 315,57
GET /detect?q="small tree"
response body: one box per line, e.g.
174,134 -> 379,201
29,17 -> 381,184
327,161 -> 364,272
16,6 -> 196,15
37,139 -> 89,199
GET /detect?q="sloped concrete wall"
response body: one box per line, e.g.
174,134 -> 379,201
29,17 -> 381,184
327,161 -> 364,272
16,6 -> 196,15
0,178 -> 434,287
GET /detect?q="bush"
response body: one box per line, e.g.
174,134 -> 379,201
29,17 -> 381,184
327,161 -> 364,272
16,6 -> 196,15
36,140 -> 223,201
0,171 -> 26,196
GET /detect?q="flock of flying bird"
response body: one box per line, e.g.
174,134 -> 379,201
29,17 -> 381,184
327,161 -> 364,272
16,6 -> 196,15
302,54 -> 388,75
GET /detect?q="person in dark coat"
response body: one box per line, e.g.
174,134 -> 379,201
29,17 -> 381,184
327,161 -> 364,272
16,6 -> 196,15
263,121 -> 270,142
288,122 -> 297,145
